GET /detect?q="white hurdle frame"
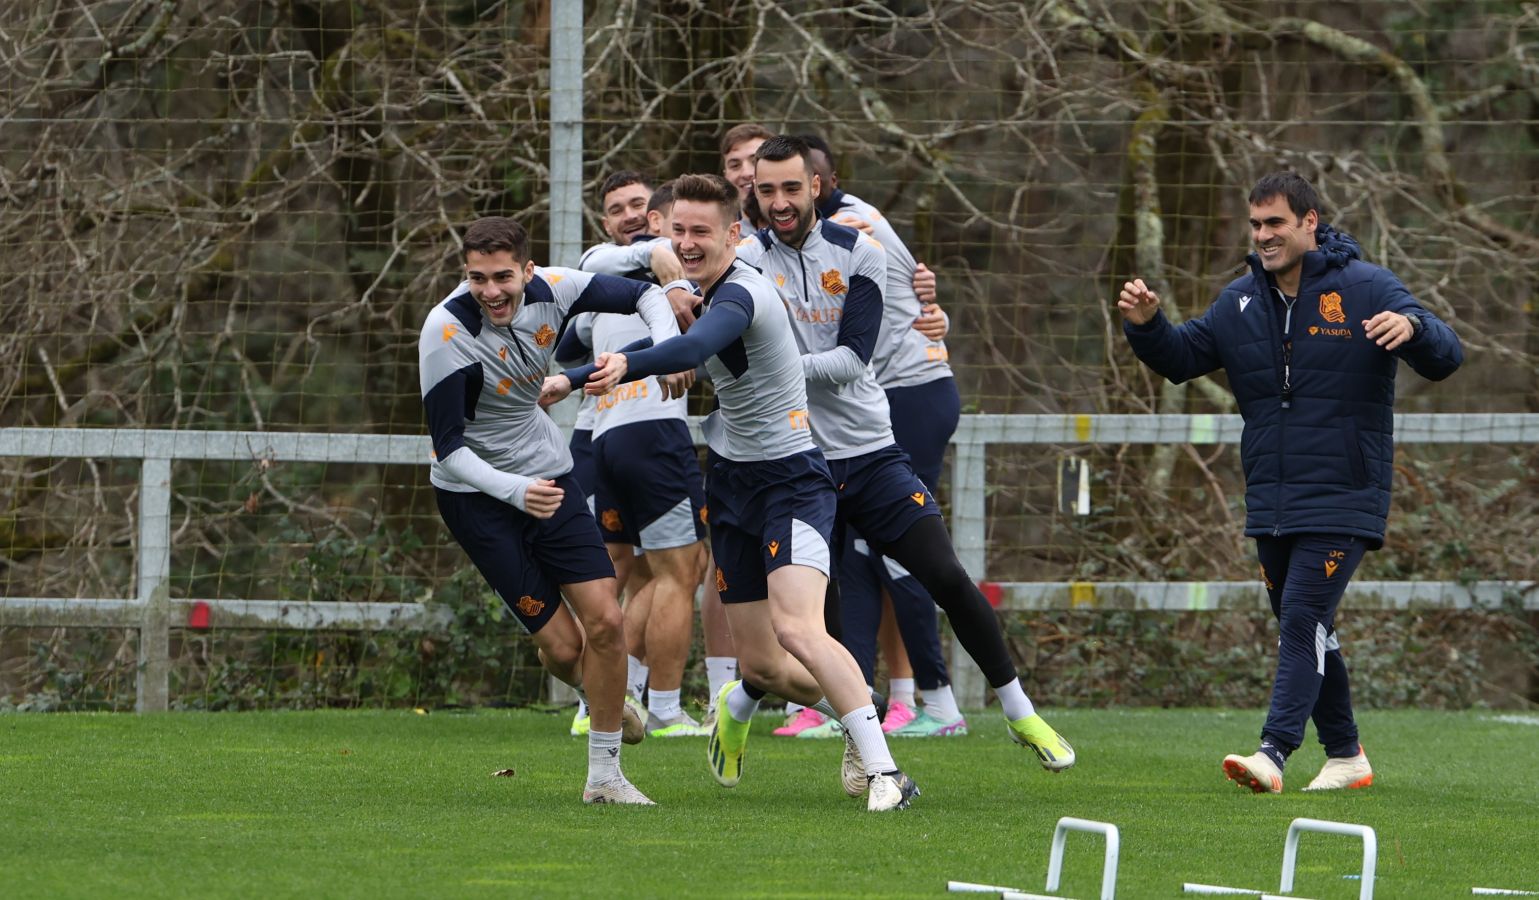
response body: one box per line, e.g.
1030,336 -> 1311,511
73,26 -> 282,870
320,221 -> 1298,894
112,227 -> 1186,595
1048,817 -> 1120,900
1281,818 -> 1376,900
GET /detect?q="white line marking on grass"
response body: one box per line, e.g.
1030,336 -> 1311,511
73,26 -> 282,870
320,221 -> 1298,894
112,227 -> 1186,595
1483,715 -> 1539,727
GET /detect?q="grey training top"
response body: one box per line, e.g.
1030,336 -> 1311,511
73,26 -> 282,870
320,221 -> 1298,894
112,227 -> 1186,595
736,220 -> 895,459
418,266 -> 677,511
829,191 -> 953,389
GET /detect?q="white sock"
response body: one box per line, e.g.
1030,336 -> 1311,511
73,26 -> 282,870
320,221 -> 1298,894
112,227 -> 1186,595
574,697 -> 588,718
995,678 -> 1036,721
840,704 -> 896,776
725,682 -> 760,723
889,677 -> 916,708
811,697 -> 837,718
626,656 -> 649,700
923,684 -> 962,722
587,729 -> 622,785
648,688 -> 682,721
705,657 -> 737,698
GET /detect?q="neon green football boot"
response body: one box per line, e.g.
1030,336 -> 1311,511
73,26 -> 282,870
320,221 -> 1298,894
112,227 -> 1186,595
1007,713 -> 1075,772
706,680 -> 751,787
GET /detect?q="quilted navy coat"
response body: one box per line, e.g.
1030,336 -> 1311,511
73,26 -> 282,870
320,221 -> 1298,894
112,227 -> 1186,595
1123,225 -> 1463,548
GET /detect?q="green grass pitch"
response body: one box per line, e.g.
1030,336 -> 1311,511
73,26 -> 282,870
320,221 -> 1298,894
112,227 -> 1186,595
2,708 -> 1536,898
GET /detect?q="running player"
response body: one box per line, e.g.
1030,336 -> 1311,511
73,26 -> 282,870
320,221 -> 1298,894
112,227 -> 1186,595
798,132 -> 966,739
740,136 -> 1075,772
419,215 -> 681,805
548,174 -> 919,811
565,170 -> 666,737
573,177 -> 711,737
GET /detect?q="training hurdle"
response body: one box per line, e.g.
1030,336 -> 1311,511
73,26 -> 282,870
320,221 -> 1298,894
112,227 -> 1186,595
1281,818 -> 1376,900
1181,816 -> 1375,898
1046,817 -> 1120,900
948,816 -> 1120,900
1182,885 -> 1314,899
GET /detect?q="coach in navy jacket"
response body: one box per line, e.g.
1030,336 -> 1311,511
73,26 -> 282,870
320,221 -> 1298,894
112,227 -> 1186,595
1118,172 -> 1462,795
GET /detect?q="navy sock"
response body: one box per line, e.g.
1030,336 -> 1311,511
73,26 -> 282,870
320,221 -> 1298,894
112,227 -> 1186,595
1259,737 -> 1290,771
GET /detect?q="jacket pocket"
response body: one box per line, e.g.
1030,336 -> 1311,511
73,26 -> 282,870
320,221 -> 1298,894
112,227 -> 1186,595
1342,418 -> 1369,487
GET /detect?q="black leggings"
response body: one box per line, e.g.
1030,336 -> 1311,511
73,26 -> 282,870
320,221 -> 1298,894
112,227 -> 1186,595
868,515 -> 1019,689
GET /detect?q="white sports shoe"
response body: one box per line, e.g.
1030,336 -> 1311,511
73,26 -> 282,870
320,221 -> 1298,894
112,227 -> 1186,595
1222,751 -> 1284,794
1303,748 -> 1373,791
621,695 -> 647,745
841,732 -> 866,797
866,770 -> 919,811
582,775 -> 656,806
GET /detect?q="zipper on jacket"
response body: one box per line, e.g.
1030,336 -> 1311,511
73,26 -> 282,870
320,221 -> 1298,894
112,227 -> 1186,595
794,245 -> 810,310
1273,286 -> 1298,537
1279,290 -> 1296,409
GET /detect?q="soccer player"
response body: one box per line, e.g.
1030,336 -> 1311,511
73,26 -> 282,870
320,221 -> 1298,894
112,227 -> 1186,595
721,123 -> 772,232
572,176 -> 711,738
419,215 -> 682,805
548,173 -> 919,812
795,132 -> 967,739
739,135 -> 1075,771
1119,172 -> 1463,793
577,176 -> 743,720
565,170 -> 666,737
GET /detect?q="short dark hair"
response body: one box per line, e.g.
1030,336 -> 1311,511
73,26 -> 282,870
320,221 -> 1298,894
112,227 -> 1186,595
793,132 -> 836,172
743,190 -> 766,229
598,170 -> 651,205
647,180 -> 675,215
671,173 -> 740,226
1248,172 -> 1325,221
462,216 -> 530,263
753,134 -> 813,176
719,123 -> 775,159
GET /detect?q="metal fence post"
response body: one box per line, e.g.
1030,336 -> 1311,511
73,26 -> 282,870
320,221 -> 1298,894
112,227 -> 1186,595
136,457 -> 172,712
546,0 -> 584,708
949,418 -> 989,709
548,0 -> 583,270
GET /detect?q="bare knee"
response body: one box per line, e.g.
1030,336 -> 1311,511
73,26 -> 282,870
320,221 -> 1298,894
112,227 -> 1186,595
580,604 -> 625,652
771,616 -> 822,662
538,630 -> 584,672
737,654 -> 782,688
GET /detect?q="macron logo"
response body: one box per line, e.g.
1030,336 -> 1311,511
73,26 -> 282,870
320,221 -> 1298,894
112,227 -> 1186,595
1239,295 -> 1253,312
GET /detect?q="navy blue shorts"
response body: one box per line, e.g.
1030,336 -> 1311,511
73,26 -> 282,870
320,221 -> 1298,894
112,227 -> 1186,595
886,376 -> 960,492
434,474 -> 614,634
568,428 -> 596,505
828,443 -> 941,549
593,419 -> 706,550
706,448 -> 836,604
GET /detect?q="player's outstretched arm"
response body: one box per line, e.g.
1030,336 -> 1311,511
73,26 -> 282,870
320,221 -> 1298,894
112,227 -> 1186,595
558,269 -> 680,347
578,239 -> 656,277
553,314 -> 593,369
579,297 -> 754,395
